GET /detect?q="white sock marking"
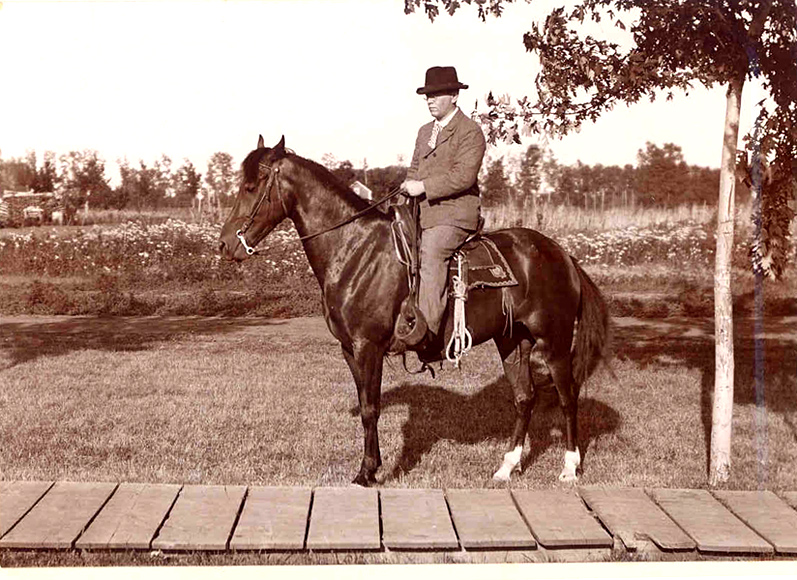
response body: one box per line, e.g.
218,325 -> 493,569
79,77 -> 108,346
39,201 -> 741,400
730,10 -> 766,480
558,448 -> 581,482
493,445 -> 523,482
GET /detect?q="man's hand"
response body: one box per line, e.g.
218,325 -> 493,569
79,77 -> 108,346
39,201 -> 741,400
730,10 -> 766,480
401,179 -> 426,197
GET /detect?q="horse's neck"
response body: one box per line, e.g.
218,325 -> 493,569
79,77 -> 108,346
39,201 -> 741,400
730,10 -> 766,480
292,190 -> 366,242
288,166 -> 389,288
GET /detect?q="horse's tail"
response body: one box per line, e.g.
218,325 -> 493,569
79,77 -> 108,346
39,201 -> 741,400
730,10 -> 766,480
572,257 -> 611,387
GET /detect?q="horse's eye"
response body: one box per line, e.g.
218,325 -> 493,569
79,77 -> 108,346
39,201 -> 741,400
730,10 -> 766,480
246,183 -> 256,193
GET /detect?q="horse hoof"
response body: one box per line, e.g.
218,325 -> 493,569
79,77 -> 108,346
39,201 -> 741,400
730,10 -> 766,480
352,471 -> 377,487
351,476 -> 371,487
558,449 -> 581,483
558,470 -> 578,483
492,470 -> 511,482
493,462 -> 520,482
493,446 -> 522,482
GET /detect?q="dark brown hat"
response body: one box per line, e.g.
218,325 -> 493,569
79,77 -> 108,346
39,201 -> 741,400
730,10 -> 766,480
416,66 -> 469,95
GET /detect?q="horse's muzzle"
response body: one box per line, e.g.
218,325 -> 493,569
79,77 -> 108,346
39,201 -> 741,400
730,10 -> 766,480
218,239 -> 243,262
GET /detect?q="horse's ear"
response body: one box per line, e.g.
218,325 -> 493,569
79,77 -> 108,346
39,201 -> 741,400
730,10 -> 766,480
257,134 -> 265,149
275,135 -> 286,154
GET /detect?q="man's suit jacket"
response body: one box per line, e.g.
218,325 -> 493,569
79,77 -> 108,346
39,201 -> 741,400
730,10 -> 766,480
407,108 -> 486,230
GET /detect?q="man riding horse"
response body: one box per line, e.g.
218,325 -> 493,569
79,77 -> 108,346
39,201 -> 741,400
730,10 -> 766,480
218,66 -> 610,485
399,66 -> 487,360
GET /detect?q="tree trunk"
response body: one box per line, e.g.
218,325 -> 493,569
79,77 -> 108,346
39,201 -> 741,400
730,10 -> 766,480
530,192 -> 537,229
709,75 -> 744,486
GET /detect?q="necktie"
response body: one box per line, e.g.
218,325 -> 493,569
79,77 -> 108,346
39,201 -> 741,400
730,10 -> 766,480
428,122 -> 441,149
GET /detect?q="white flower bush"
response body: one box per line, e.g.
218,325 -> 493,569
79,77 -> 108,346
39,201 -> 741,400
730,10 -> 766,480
0,218 -> 772,282
0,220 -> 309,282
557,222 -> 714,267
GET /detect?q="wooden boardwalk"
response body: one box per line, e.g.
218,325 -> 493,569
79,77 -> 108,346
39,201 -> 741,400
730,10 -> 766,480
2,481 -> 797,556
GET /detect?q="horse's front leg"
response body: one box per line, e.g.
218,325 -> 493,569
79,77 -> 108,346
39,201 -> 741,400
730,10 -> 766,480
342,341 -> 385,486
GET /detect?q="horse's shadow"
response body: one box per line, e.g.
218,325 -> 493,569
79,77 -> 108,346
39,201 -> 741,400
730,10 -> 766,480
352,378 -> 621,481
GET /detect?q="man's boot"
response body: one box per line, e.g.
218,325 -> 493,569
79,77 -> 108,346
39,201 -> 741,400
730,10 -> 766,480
394,298 -> 428,347
416,329 -> 445,363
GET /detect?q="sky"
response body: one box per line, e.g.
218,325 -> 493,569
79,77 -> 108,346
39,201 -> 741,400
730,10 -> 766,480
0,0 -> 765,185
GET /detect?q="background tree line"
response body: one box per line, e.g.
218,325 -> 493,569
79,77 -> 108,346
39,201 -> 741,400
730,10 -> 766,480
326,140 -> 727,215
2,140 -> 731,224
0,149 -> 238,224
481,141 -> 725,215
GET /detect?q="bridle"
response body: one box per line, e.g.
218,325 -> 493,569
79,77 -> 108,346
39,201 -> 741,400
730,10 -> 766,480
235,160 -> 286,256
235,157 -> 405,255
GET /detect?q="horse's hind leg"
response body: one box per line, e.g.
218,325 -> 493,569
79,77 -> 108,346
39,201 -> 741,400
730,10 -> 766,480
493,336 -> 535,482
547,353 -> 581,481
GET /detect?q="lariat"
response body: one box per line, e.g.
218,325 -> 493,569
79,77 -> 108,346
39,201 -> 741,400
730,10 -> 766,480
446,252 -> 472,368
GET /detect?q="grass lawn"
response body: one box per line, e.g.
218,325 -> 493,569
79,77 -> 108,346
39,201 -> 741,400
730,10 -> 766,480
1,314 -> 795,491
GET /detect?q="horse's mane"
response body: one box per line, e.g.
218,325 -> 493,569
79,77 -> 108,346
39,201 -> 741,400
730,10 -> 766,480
242,147 -> 269,183
242,147 -> 371,211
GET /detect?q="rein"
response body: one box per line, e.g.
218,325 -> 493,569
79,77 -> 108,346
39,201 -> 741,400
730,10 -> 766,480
298,186 -> 404,242
236,159 -> 404,255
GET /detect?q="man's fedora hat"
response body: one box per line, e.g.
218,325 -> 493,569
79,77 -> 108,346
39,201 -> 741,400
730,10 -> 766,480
416,66 -> 469,95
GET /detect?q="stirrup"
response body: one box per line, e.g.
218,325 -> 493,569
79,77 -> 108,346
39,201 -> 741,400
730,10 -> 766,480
395,300 -> 428,346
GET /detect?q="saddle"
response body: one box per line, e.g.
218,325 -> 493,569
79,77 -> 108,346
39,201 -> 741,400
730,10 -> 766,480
390,202 -> 517,286
391,201 -> 518,365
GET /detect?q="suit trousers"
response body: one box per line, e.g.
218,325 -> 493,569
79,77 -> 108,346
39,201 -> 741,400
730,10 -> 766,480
418,224 -> 472,336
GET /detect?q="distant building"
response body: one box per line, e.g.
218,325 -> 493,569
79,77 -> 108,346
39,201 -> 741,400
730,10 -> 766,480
23,205 -> 44,222
350,180 -> 373,201
1,190 -> 58,226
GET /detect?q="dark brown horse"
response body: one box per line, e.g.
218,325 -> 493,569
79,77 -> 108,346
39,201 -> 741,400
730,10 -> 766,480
219,135 -> 610,486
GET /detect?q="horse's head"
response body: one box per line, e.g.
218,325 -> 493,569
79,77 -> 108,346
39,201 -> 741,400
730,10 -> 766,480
219,135 -> 293,261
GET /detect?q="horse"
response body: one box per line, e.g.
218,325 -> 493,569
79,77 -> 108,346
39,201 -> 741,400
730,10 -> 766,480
219,135 -> 611,486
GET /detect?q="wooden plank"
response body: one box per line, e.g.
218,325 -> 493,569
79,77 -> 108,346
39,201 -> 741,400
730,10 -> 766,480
380,489 -> 458,550
579,487 -> 695,551
781,492 -> 797,510
305,487 -> 380,551
0,481 -> 116,549
151,485 -> 246,551
445,489 -> 536,550
714,490 -> 797,554
229,487 -> 311,551
0,481 -> 54,539
75,483 -> 181,550
511,489 -> 612,549
650,488 -> 773,554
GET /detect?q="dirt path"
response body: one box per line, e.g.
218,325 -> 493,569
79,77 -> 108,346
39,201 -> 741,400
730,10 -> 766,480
0,315 -> 334,342
612,315 -> 797,343
2,314 -> 795,355
3,314 -> 796,336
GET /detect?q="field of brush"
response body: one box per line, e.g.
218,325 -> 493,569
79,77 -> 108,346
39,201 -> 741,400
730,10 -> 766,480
1,202 -> 794,318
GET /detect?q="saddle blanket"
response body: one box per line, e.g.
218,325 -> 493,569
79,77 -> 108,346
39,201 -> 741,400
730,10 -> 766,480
450,236 -> 518,290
